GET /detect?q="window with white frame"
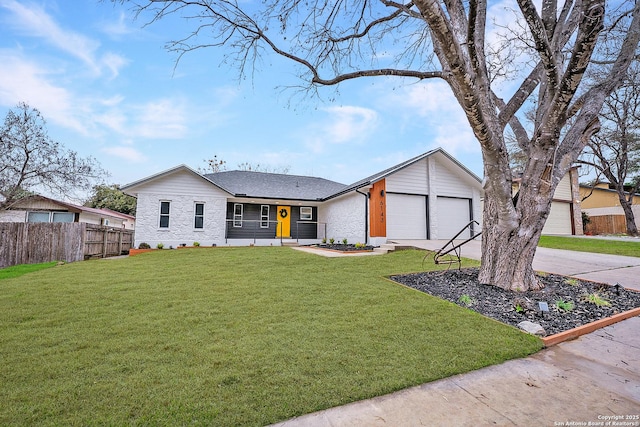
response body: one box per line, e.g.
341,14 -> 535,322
27,211 -> 75,223
52,212 -> 75,223
27,212 -> 51,223
300,207 -> 313,220
159,201 -> 170,228
194,203 -> 205,229
233,203 -> 243,227
260,205 -> 270,228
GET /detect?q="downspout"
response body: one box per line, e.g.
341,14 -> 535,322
355,189 -> 369,245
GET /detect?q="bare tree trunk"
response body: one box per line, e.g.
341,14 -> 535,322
479,197 -> 544,290
618,193 -> 639,236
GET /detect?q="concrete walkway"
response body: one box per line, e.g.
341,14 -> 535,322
272,240 -> 640,427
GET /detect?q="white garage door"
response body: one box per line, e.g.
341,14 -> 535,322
542,202 -> 572,235
386,194 -> 427,239
436,197 -> 472,239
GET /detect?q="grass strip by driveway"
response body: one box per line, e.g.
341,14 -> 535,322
539,235 -> 640,257
0,248 -> 542,426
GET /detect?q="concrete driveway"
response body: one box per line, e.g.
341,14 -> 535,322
271,238 -> 640,427
395,238 -> 640,291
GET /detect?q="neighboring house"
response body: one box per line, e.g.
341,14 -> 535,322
511,167 -> 583,235
122,148 -> 484,248
579,182 -> 640,229
513,167 -> 584,235
98,208 -> 136,230
0,195 -> 135,229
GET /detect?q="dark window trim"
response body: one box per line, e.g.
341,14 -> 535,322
159,201 -> 171,228
194,202 -> 205,229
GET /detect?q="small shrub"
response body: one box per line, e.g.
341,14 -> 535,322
156,243 -> 164,249
564,278 -> 579,286
513,297 -> 529,313
342,238 -> 348,245
458,294 -> 473,307
193,242 -> 200,247
354,242 -> 366,249
138,242 -> 151,249
321,237 -> 327,244
329,238 -> 335,244
584,293 -> 611,307
555,299 -> 575,312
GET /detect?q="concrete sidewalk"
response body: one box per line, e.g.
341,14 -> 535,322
273,318 -> 640,427
272,240 -> 640,427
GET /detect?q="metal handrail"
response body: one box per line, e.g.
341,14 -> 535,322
433,220 -> 482,267
224,219 -> 328,245
224,219 -> 282,245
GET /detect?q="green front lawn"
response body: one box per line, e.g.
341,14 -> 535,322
539,235 -> 640,257
0,261 -> 57,280
0,248 -> 542,426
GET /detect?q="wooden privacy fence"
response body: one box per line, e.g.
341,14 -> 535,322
0,222 -> 134,268
584,214 -> 627,235
83,225 -> 134,260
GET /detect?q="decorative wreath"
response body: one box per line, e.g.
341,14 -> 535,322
279,209 -> 288,218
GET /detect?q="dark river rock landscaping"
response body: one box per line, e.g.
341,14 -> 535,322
391,267 -> 640,336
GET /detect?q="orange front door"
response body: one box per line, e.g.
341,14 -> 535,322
276,206 -> 291,237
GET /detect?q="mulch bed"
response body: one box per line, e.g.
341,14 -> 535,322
309,244 -> 376,252
390,267 -> 640,336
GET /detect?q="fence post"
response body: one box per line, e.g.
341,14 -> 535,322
102,227 -> 108,258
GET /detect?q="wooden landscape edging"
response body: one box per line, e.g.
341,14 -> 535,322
542,306 -> 640,347
541,277 -> 640,347
129,248 -> 157,256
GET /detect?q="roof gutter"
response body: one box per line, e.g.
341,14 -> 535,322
355,189 -> 369,245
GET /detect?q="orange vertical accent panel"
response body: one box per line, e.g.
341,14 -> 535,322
369,180 -> 386,237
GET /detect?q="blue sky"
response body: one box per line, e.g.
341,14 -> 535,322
0,0 -> 484,195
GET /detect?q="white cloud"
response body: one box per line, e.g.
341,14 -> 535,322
0,50 -> 87,132
302,105 -> 379,153
375,81 -> 479,156
100,12 -> 135,38
100,95 -> 125,107
94,109 -> 128,134
324,106 -> 378,143
133,99 -> 189,139
102,146 -> 147,163
101,52 -> 129,79
0,47 -> 189,142
0,0 -> 128,78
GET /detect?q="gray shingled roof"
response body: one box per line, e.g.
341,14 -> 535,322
204,170 -> 347,200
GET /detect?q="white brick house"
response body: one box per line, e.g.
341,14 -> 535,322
123,148 -> 485,248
